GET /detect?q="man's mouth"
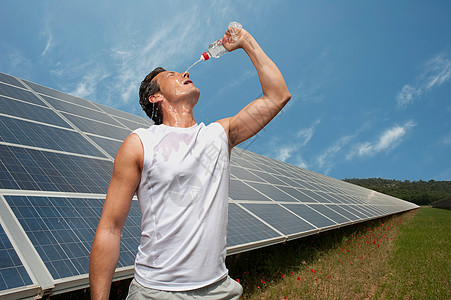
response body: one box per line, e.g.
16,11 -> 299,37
183,79 -> 193,85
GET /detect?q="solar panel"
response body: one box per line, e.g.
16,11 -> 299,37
227,203 -> 283,251
0,223 -> 34,290
0,82 -> 44,106
0,96 -> 70,128
5,196 -> 141,280
40,95 -> 124,127
0,72 -> 418,298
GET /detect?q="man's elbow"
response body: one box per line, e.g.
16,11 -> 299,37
284,92 -> 291,103
279,90 -> 291,106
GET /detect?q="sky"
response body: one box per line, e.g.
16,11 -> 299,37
0,1 -> 450,181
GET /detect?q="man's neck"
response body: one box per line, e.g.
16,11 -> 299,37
162,118 -> 197,128
161,104 -> 196,128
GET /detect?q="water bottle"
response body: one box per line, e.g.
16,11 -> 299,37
200,21 -> 242,61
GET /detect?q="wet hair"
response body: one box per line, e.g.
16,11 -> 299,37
139,67 -> 166,124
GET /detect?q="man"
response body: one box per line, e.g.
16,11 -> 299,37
89,26 -> 290,299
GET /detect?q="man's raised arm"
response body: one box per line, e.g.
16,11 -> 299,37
216,28 -> 291,149
89,134 -> 143,300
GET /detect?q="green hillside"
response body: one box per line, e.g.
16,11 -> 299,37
343,178 -> 451,205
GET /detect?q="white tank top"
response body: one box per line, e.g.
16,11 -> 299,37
132,122 -> 230,291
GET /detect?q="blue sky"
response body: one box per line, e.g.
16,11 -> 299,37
1,1 -> 450,181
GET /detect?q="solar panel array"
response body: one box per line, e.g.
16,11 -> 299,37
0,72 -> 418,299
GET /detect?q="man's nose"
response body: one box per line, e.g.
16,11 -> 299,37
182,71 -> 189,78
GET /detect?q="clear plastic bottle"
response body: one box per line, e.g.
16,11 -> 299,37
201,21 -> 242,61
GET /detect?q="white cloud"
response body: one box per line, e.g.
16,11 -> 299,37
41,15 -> 54,57
316,134 -> 354,174
442,133 -> 451,145
296,119 -> 320,147
70,69 -> 109,99
347,120 -> 416,159
269,119 -> 321,163
313,122 -> 372,174
275,145 -> 297,162
396,84 -> 421,106
397,51 -> 451,107
295,154 -> 308,169
263,120 -> 320,166
7,50 -> 32,76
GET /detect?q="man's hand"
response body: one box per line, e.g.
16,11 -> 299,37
221,26 -> 249,52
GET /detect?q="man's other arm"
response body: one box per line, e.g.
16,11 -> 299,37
216,29 -> 291,150
89,134 -> 143,300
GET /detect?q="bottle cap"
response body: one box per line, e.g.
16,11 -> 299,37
201,52 -> 210,61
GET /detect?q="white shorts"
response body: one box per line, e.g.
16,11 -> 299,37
125,276 -> 243,300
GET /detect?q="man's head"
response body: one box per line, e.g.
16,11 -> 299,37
139,67 -> 199,125
139,67 -> 166,124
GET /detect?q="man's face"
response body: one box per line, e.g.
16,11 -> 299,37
152,71 -> 200,104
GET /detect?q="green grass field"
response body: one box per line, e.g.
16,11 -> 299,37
380,207 -> 450,299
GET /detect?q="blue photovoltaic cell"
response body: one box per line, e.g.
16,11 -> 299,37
227,203 -> 281,247
276,186 -> 318,203
247,161 -> 284,177
282,204 -> 337,228
308,204 -> 351,224
6,196 -> 141,280
0,96 -> 70,128
97,103 -> 152,125
292,180 -> 317,190
336,205 -> 368,219
326,193 -> 353,204
0,144 -> 112,193
0,223 -> 33,291
325,205 -> 361,221
247,169 -> 289,186
112,116 -> 150,131
0,73 -> 25,88
41,95 -> 124,127
230,155 -> 263,172
62,113 -> 131,141
348,205 -> 372,218
240,203 -> 316,235
298,189 -> 332,203
229,179 -> 272,201
88,135 -> 123,158
245,181 -> 299,202
0,82 -> 44,106
230,166 -> 264,182
357,205 -> 381,218
0,115 -> 105,157
22,80 -> 99,110
314,191 -> 342,203
272,174 -> 301,188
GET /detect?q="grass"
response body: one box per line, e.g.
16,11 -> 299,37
380,207 -> 450,299
227,207 -> 450,299
50,207 -> 450,299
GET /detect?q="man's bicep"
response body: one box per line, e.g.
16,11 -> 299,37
99,134 -> 143,229
228,97 -> 282,147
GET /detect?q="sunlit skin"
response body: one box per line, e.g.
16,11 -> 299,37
149,70 -> 199,128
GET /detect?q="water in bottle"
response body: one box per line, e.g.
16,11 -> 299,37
185,22 -> 242,73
